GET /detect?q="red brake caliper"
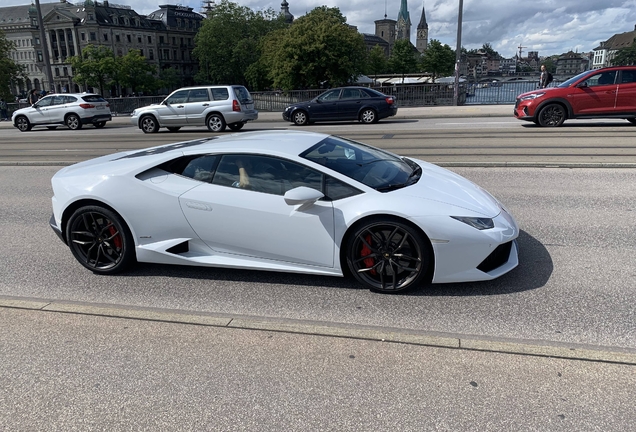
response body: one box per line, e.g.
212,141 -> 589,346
360,234 -> 376,275
108,226 -> 122,249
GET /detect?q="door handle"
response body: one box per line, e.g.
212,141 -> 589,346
202,103 -> 209,106
176,105 -> 184,108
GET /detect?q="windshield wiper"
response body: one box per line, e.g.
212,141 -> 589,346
376,183 -> 408,192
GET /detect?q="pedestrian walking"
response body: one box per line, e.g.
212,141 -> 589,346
539,64 -> 553,89
27,89 -> 39,105
0,98 -> 9,121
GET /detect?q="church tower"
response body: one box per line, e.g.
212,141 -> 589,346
280,0 -> 294,24
416,1 -> 428,53
396,0 -> 411,42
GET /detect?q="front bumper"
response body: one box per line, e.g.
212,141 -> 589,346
49,213 -> 66,244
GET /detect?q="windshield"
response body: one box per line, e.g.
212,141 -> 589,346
558,70 -> 596,88
300,136 -> 420,191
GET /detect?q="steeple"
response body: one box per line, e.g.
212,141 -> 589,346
416,1 -> 428,53
281,0 -> 294,24
396,0 -> 411,41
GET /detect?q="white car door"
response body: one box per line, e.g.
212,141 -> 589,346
158,89 -> 189,126
29,95 -> 54,124
185,88 -> 211,126
47,95 -> 73,123
178,154 -> 336,267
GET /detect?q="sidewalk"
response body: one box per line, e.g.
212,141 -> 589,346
0,104 -> 513,128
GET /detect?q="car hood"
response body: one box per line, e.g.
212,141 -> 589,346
517,86 -> 560,99
392,160 -> 502,217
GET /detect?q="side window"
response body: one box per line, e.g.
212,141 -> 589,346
341,89 -> 361,99
188,89 -> 210,103
50,96 -> 66,106
64,96 -> 77,104
317,89 -> 341,102
179,155 -> 218,183
211,88 -> 229,100
165,90 -> 189,104
212,154 -> 322,196
325,176 -> 362,200
36,96 -> 53,107
585,71 -> 617,87
620,71 -> 636,84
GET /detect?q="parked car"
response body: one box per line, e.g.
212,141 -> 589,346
130,85 -> 258,133
514,66 -> 636,127
49,130 -> 519,294
12,93 -> 112,132
282,86 -> 398,125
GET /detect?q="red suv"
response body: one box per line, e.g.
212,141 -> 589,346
514,66 -> 636,127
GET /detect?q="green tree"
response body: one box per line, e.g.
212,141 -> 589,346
116,49 -> 157,94
69,45 -> 116,95
366,45 -> 388,80
541,58 -> 556,73
612,39 -> 636,66
158,67 -> 181,93
0,29 -> 27,100
260,6 -> 367,90
193,0 -> 285,86
419,39 -> 455,81
481,43 -> 501,59
388,39 -> 418,79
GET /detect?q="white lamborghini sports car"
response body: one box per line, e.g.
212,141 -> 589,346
50,130 -> 519,293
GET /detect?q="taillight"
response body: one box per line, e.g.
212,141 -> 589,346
106,103 -> 110,107
232,100 -> 241,112
385,97 -> 394,105
79,103 -> 95,109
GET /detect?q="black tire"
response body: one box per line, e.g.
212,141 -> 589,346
15,116 -> 32,132
46,126 -> 58,130
360,108 -> 378,124
292,110 -> 308,126
66,205 -> 135,274
140,115 -> 159,133
228,122 -> 244,131
537,104 -> 566,127
206,114 -> 226,132
167,126 -> 181,132
66,114 -> 83,130
346,218 -> 431,293
627,118 -> 636,125
94,122 -> 106,129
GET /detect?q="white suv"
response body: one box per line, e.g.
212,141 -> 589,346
12,93 -> 112,132
130,85 -> 258,133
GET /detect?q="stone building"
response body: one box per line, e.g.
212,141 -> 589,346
369,0 -> 427,57
592,24 -> 636,69
0,0 -> 203,97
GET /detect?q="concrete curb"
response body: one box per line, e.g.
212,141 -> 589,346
2,294 -> 635,365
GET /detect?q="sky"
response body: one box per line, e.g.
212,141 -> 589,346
6,0 -> 636,58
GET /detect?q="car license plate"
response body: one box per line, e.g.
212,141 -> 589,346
96,106 -> 104,110
246,104 -> 253,110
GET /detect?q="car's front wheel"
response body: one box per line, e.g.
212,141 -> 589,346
66,114 -> 83,130
66,205 -> 135,274
292,110 -> 309,126
140,115 -> 159,133
537,104 -> 566,127
15,116 -> 32,132
228,122 -> 244,131
346,218 -> 431,293
206,114 -> 226,132
360,108 -> 378,124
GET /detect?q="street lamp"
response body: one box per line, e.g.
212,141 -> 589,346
453,0 -> 463,106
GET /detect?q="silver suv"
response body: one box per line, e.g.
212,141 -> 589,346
130,85 -> 258,133
12,93 -> 112,132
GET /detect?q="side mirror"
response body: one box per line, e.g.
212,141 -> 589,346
576,82 -> 588,88
284,186 -> 324,206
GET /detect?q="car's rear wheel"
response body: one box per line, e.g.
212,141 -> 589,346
346,219 -> 431,293
292,110 -> 308,126
16,116 -> 32,132
167,127 -> 181,132
627,118 -> 636,125
206,114 -> 226,132
66,205 -> 135,274
66,114 -> 82,130
537,104 -> 566,127
94,122 -> 106,129
46,126 -> 58,130
228,122 -> 244,131
360,108 -> 378,124
140,115 -> 159,133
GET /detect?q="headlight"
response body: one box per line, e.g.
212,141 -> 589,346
451,216 -> 494,230
519,92 -> 545,101
131,110 -> 137,116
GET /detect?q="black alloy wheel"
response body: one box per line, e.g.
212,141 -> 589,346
292,110 -> 308,126
167,126 -> 181,132
346,219 -> 430,293
140,115 -> 159,133
360,108 -> 378,124
228,122 -> 244,131
537,104 -> 566,127
66,206 -> 135,274
206,114 -> 226,132
16,116 -> 32,132
94,122 -> 106,128
66,114 -> 83,130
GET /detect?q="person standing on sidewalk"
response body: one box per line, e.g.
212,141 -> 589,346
539,65 -> 553,89
0,98 -> 9,121
27,89 -> 39,105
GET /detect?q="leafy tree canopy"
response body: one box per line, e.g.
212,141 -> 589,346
366,44 -> 388,79
260,6 -> 367,90
193,0 -> 285,86
69,45 -> 117,95
612,38 -> 636,66
0,30 -> 27,101
481,43 -> 501,59
420,39 -> 455,81
388,39 -> 419,78
116,49 -> 157,94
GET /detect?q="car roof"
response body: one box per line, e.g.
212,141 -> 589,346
42,93 -> 101,97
